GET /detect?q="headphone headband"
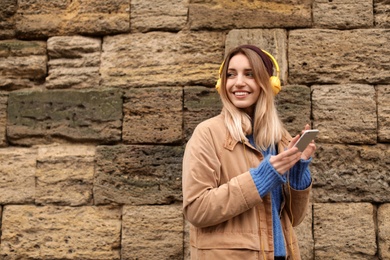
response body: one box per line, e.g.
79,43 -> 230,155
215,45 -> 281,95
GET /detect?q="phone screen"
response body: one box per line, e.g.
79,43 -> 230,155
293,130 -> 319,152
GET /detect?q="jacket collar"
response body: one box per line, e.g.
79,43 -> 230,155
223,130 -> 291,153
223,133 -> 258,152
224,134 -> 239,151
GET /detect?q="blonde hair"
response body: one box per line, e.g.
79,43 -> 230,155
219,47 -> 287,151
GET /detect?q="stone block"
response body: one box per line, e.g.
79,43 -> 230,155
36,144 -> 96,206
189,0 -> 312,30
0,39 -> 47,90
313,0 -> 373,28
0,92 -> 7,146
94,144 -> 183,205
374,0 -> 390,28
0,0 -> 17,39
0,147 -> 36,204
7,89 -> 122,146
101,31 -> 225,88
276,85 -> 311,135
123,87 -> 182,144
46,36 -> 101,89
122,205 -> 183,259
225,29 -> 288,84
15,0 -> 129,38
378,204 -> 390,259
311,143 -> 390,203
312,84 -> 376,144
289,29 -> 390,85
183,86 -> 222,141
131,0 -> 188,32
314,203 -> 376,259
0,205 -> 121,259
378,85 -> 390,142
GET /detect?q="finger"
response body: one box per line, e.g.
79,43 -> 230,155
301,124 -> 311,134
270,150 -> 302,174
274,157 -> 300,174
288,135 -> 300,149
301,142 -> 317,160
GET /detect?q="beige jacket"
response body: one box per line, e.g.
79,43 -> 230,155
182,113 -> 311,260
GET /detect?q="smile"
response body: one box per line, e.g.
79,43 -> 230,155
234,91 -> 250,97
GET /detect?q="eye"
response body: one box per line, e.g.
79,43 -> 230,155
227,71 -> 236,78
245,71 -> 254,78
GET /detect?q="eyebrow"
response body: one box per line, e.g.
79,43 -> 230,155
227,68 -> 253,71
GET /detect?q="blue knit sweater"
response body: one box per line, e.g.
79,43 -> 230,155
247,135 -> 311,257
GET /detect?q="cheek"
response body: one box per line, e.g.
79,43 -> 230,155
225,80 -> 234,91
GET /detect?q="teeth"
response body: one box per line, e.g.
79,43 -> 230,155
235,92 -> 248,96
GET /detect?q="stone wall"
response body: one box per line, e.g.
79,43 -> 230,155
0,0 -> 389,259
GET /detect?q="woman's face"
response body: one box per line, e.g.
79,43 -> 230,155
225,53 -> 261,116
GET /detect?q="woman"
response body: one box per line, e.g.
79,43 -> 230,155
182,45 -> 315,260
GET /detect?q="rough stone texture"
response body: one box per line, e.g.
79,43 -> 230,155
289,29 -> 390,85
46,36 -> 101,89
311,143 -> 390,203
313,0 -> 373,29
0,1 -> 389,259
7,89 -> 123,146
276,85 -> 311,135
94,145 -> 183,205
189,0 -> 312,30
183,86 -> 222,141
378,204 -> 390,259
312,84 -> 377,144
0,147 -> 36,204
378,85 -> 390,142
0,92 -> 7,147
123,87 -> 182,144
15,0 -> 130,39
0,39 -> 47,90
0,205 -> 121,259
225,29 -> 288,84
374,0 -> 390,28
122,205 -> 183,259
0,0 -> 17,39
130,0 -> 188,32
314,203 -> 376,259
35,144 -> 96,206
100,31 -> 225,88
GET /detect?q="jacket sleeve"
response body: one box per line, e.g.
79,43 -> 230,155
277,134 -> 312,227
288,158 -> 312,190
182,124 -> 261,228
283,183 -> 311,227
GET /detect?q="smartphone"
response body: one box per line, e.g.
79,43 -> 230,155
293,129 -> 319,152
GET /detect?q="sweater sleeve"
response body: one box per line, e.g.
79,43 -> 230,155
288,158 -> 312,190
249,155 -> 286,198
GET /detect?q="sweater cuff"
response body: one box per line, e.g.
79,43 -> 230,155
250,155 -> 286,198
289,158 -> 312,190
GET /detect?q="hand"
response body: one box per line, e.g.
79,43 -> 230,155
269,134 -> 302,175
299,124 -> 317,160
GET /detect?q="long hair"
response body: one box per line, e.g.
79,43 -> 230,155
219,46 -> 287,151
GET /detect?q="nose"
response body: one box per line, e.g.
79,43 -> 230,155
235,74 -> 245,87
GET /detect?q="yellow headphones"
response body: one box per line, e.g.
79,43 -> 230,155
215,49 -> 281,95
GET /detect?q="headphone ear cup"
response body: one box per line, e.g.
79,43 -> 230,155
215,78 -> 221,93
270,76 -> 281,95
